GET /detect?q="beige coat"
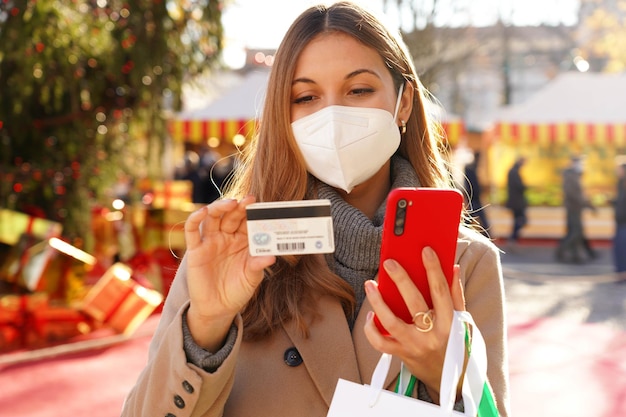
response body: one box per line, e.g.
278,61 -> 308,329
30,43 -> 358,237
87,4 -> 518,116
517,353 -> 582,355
121,229 -> 510,417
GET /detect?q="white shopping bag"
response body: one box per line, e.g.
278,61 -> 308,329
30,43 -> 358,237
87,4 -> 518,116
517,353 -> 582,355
326,311 -> 499,417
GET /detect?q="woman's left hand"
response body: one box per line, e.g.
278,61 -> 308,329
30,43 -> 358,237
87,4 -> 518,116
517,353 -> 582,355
363,246 -> 465,403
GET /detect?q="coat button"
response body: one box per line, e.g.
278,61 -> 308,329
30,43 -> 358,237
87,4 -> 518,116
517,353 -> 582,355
173,394 -> 185,409
182,380 -> 194,394
284,347 -> 303,367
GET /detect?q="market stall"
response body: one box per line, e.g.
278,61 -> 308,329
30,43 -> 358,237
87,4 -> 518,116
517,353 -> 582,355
491,71 -> 626,205
168,70 -> 269,147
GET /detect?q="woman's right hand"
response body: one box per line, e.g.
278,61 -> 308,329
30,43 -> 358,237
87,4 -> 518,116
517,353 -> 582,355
184,196 -> 276,351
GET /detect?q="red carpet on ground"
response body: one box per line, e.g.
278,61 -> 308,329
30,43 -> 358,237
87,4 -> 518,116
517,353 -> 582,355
0,317 -> 157,417
1,314 -> 625,417
507,314 -> 626,417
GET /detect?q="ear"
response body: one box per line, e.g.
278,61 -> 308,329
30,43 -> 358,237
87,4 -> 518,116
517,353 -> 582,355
397,81 -> 414,125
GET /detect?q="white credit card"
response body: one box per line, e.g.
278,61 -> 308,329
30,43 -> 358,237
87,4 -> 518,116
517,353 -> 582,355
246,199 -> 335,256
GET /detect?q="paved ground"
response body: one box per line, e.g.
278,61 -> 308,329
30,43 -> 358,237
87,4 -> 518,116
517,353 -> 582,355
498,239 -> 626,417
499,239 -> 626,331
1,239 -> 624,417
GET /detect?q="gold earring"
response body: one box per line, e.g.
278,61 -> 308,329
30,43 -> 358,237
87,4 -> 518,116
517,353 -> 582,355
400,120 -> 407,134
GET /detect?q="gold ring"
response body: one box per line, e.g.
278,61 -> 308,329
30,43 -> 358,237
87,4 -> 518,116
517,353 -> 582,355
412,310 -> 434,332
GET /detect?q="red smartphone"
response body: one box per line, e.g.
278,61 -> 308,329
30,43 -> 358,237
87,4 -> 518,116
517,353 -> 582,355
374,187 -> 463,334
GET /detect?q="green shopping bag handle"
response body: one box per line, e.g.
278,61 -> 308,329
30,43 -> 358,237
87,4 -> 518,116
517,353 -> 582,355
394,311 -> 499,417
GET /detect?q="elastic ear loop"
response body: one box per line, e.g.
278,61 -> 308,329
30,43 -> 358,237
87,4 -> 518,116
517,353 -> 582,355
394,83 -> 406,134
392,83 -> 404,120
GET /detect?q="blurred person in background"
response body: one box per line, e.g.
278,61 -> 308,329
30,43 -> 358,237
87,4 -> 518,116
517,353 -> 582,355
505,156 -> 527,250
556,156 -> 597,263
462,151 -> 490,237
612,161 -> 626,275
175,150 -> 205,203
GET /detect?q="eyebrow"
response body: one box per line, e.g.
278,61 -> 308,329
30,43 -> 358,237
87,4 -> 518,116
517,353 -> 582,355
346,68 -> 380,80
292,68 -> 381,85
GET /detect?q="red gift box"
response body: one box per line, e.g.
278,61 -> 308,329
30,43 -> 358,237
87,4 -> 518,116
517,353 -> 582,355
29,304 -> 93,347
151,180 -> 193,210
80,263 -> 163,335
0,234 -> 96,304
140,207 -> 194,251
0,209 -> 62,246
0,292 -> 91,352
0,292 -> 48,351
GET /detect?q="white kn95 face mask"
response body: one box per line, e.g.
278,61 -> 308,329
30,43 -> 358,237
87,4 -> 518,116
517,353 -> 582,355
292,86 -> 404,193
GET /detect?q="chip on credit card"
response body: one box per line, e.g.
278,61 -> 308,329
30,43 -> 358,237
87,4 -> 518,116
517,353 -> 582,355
246,199 -> 334,256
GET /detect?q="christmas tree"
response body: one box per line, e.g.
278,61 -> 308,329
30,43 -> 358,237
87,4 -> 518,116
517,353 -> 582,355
0,0 -> 224,245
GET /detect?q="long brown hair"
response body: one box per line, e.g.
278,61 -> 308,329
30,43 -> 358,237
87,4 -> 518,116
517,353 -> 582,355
224,1 -> 451,340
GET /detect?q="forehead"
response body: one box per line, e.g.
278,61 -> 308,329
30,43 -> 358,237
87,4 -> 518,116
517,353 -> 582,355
293,32 -> 390,80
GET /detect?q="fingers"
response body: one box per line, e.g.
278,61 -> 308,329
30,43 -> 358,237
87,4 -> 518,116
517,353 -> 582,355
364,279 -> 405,337
184,197 -> 256,250
368,247 -> 457,338
383,258 -> 428,312
184,205 -> 210,250
380,247 -> 455,327
247,254 -> 277,275
450,265 -> 466,311
197,198 -> 239,234
422,247 -> 454,328
363,307 -> 395,351
218,195 -> 256,235
203,198 -> 246,235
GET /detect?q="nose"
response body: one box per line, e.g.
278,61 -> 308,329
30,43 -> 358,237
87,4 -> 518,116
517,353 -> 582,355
323,93 -> 344,108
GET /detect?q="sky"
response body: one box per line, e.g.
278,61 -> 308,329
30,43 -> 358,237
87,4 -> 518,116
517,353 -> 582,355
221,0 -> 580,67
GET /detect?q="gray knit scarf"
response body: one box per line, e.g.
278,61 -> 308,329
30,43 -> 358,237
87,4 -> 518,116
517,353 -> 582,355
317,155 -> 420,327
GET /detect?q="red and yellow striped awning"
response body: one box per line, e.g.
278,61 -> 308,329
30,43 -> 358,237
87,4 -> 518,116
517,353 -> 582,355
168,119 -> 257,144
440,121 -> 464,146
496,122 -> 626,146
168,119 -> 465,146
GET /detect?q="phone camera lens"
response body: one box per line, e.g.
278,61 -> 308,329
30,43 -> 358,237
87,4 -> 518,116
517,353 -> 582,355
394,201 -> 406,236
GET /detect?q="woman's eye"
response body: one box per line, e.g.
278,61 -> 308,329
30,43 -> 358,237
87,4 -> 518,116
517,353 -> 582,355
293,95 -> 314,104
350,87 -> 375,96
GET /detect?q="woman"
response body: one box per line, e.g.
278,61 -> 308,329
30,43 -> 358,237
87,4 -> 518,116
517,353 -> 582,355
121,2 -> 509,416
